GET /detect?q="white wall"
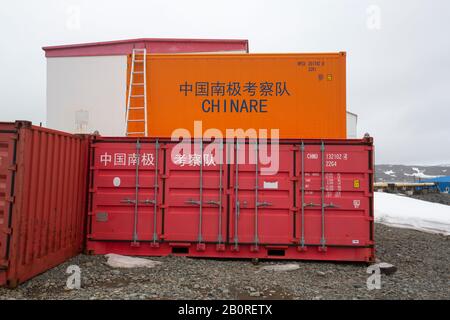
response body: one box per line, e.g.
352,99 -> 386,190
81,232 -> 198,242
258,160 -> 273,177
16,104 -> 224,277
47,56 -> 127,135
346,111 -> 358,138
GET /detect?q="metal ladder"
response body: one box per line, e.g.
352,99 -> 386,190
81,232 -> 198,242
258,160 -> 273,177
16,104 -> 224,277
125,48 -> 148,137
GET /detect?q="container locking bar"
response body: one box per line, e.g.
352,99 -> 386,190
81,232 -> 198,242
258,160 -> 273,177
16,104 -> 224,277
197,139 -> 204,244
217,141 -> 224,244
152,139 -> 159,243
133,139 -> 141,244
320,141 -> 326,248
254,141 -> 259,248
234,140 -> 240,249
300,141 -> 306,248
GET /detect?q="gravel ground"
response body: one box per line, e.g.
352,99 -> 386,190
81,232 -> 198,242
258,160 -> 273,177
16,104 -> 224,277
1,224 -> 449,300
406,193 -> 450,206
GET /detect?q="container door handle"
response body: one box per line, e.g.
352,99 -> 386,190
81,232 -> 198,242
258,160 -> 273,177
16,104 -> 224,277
205,200 -> 220,206
140,199 -> 156,205
121,198 -> 136,204
303,202 -> 320,208
186,199 -> 220,206
185,199 -> 201,206
256,201 -> 272,207
324,202 -> 339,209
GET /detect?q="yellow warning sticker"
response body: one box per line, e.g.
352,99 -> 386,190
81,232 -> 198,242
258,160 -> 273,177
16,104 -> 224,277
327,74 -> 333,81
354,179 -> 360,188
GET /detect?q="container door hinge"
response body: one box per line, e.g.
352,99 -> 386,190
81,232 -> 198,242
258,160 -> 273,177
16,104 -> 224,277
6,196 -> 15,203
8,164 -> 17,172
0,260 -> 10,269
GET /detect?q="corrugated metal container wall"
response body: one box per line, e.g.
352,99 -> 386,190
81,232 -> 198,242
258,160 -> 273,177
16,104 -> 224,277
86,136 -> 374,262
126,53 -> 346,139
0,121 -> 89,287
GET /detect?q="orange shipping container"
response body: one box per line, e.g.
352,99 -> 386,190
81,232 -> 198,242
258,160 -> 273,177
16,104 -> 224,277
126,53 -> 346,138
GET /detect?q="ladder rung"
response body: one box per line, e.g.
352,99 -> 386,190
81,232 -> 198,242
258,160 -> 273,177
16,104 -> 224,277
132,83 -> 145,86
131,95 -> 145,98
128,119 -> 146,122
129,107 -> 145,110
133,71 -> 144,74
134,60 -> 145,62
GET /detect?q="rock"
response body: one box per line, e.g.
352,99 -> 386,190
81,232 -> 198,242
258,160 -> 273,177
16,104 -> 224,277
317,271 -> 326,276
378,262 -> 397,275
249,291 -> 261,297
220,288 -> 230,294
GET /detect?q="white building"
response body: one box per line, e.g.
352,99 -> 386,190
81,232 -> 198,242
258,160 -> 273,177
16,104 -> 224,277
346,111 -> 358,138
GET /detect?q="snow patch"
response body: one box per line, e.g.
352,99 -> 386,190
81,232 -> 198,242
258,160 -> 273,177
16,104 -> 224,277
403,167 -> 443,179
259,264 -> 300,272
375,192 -> 450,235
105,254 -> 162,268
383,170 -> 396,177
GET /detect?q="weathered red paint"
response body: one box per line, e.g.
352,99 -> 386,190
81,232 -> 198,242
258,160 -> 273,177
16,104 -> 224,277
0,121 -> 89,287
86,137 -> 374,262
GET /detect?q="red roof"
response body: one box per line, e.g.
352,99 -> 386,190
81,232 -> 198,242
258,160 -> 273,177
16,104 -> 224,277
42,38 -> 249,57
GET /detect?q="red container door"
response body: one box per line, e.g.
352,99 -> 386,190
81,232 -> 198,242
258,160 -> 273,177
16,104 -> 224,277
229,142 -> 295,246
296,143 -> 373,248
164,141 -> 227,243
0,129 -> 15,272
89,140 -> 163,242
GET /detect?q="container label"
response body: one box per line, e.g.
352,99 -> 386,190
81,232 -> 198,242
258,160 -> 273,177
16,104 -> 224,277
263,181 -> 278,189
100,152 -> 155,167
354,179 -> 360,188
179,80 -> 291,113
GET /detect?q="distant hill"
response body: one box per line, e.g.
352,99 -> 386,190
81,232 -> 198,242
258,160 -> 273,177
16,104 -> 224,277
375,164 -> 450,182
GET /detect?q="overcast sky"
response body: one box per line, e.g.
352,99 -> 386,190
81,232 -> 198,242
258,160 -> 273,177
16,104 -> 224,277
1,0 -> 449,165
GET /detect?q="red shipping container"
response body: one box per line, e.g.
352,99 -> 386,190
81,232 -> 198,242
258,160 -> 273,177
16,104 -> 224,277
0,121 -> 89,287
86,137 -> 374,262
